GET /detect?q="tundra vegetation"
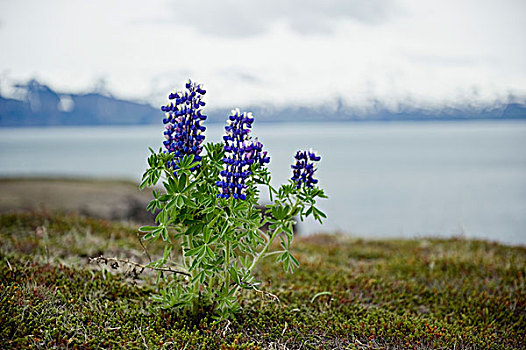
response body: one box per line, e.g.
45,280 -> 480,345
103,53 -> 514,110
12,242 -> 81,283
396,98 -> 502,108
1,212 -> 525,349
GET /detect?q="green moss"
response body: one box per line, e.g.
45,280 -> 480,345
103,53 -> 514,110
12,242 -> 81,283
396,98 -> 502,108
1,212 -> 525,349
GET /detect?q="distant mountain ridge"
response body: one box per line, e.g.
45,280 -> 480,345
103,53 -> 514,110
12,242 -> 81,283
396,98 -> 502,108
1,80 -> 525,127
0,80 -> 157,127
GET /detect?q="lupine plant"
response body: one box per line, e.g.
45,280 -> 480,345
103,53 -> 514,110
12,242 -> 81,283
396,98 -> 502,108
139,79 -> 327,319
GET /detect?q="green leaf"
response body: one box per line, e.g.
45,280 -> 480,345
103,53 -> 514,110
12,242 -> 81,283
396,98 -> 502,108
277,251 -> 288,262
206,213 -> 220,228
233,200 -> 248,212
283,222 -> 294,237
141,232 -> 154,241
315,189 -> 328,199
208,232 -> 220,245
161,226 -> 169,241
178,154 -> 195,169
152,170 -> 161,186
269,222 -> 280,231
162,245 -> 172,261
203,227 -> 211,243
146,201 -> 156,212
185,223 -> 202,236
155,210 -> 168,225
291,206 -> 301,216
178,173 -> 187,191
205,245 -> 215,259
182,196 -> 196,208
196,246 -> 207,261
139,225 -> 158,232
279,235 -> 288,250
313,207 -> 327,218
158,194 -> 171,202
139,177 -> 149,190
166,177 -> 178,194
141,227 -> 162,241
176,195 -> 185,208
229,267 -> 240,285
220,222 -> 230,238
185,246 -> 204,257
312,206 -> 327,223
165,197 -> 178,211
182,180 -> 197,193
191,270 -> 205,284
289,253 -> 300,267
188,161 -> 200,169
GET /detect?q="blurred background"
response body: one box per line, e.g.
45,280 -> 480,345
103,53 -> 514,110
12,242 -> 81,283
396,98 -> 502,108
1,0 -> 525,244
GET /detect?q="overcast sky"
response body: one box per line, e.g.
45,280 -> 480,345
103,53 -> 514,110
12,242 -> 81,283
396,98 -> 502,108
1,0 -> 525,110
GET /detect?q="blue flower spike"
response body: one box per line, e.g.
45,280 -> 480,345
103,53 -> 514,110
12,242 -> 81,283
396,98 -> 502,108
291,148 -> 321,189
161,79 -> 207,174
217,108 -> 270,200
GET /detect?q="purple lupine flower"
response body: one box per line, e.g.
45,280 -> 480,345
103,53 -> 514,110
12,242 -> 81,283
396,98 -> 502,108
216,108 -> 270,200
291,148 -> 320,189
161,79 -> 207,174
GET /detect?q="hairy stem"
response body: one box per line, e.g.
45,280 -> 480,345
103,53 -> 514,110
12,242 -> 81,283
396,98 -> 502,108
225,239 -> 231,292
248,229 -> 280,274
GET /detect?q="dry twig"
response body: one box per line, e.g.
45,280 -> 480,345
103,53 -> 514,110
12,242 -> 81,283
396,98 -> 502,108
88,256 -> 190,277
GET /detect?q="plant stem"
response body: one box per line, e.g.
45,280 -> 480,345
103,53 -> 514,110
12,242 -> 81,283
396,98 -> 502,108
230,229 -> 280,296
261,250 -> 283,258
225,239 -> 231,292
248,229 -> 279,274
183,175 -> 194,272
224,198 -> 234,292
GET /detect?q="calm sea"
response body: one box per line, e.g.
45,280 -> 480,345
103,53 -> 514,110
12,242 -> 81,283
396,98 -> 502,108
1,121 -> 525,245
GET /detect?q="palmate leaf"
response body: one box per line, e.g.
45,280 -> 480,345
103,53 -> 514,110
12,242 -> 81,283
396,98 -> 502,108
279,251 -> 300,273
146,200 -> 157,213
182,180 -> 197,193
312,206 -> 327,223
178,154 -> 195,169
139,176 -> 149,190
139,225 -> 163,241
185,245 -> 205,257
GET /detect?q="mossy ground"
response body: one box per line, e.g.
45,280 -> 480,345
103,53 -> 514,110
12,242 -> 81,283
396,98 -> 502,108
1,212 -> 525,349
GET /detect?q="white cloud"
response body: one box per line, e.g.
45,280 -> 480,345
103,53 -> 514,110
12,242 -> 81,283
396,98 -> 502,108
0,0 -> 524,111
165,0 -> 395,36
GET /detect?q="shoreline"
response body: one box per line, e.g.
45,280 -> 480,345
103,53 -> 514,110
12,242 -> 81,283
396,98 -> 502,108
1,177 -> 524,248
0,177 -> 154,224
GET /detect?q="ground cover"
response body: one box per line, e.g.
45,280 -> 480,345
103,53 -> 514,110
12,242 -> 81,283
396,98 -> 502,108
1,212 -> 524,349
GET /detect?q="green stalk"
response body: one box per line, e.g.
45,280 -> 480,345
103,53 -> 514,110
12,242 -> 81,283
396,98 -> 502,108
247,229 -> 279,273
235,196 -> 300,294
224,198 -> 234,292
184,173 -> 194,271
183,174 -> 200,301
225,239 -> 231,292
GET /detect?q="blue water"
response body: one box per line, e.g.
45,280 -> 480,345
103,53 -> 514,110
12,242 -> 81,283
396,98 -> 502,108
1,121 -> 525,245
